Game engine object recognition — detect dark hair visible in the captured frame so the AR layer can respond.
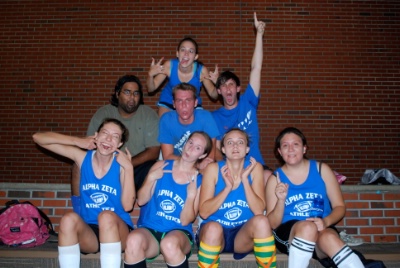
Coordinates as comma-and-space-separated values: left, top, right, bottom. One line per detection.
110, 75, 144, 107
274, 127, 308, 165
97, 118, 129, 145
216, 70, 241, 89
177, 37, 199, 54
221, 128, 250, 148
172, 82, 197, 100
187, 131, 212, 162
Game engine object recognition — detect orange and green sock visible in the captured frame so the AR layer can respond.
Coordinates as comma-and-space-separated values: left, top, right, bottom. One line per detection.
253, 236, 276, 268
197, 241, 221, 268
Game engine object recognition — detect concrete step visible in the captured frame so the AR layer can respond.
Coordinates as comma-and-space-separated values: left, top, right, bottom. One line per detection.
0, 241, 399, 268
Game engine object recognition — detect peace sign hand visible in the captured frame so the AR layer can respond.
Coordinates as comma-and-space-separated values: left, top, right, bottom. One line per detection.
115, 148, 133, 171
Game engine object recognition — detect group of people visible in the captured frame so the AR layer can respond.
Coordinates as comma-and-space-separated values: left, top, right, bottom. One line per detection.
33, 12, 364, 268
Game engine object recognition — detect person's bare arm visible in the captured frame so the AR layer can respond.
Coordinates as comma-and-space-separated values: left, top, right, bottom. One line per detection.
201, 64, 219, 100
249, 12, 265, 97
161, 143, 179, 160
147, 58, 170, 93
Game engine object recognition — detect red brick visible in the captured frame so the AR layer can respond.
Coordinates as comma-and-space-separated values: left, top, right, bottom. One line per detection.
32, 191, 56, 199
43, 199, 68, 207
0, 1, 399, 186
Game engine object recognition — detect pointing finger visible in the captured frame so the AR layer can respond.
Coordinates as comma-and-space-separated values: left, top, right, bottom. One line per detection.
276, 172, 281, 184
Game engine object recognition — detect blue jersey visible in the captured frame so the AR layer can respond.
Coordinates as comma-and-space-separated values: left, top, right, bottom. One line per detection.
80, 150, 133, 228
158, 109, 219, 156
212, 85, 264, 165
158, 58, 204, 107
201, 160, 254, 228
276, 160, 332, 223
137, 160, 202, 236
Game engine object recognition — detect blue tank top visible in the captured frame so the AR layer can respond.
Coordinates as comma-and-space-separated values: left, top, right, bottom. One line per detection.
201, 160, 254, 228
79, 150, 133, 228
158, 58, 204, 107
276, 160, 332, 223
137, 160, 202, 236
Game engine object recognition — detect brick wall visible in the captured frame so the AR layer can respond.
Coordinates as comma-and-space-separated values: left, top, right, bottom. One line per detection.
0, 1, 399, 185
0, 183, 398, 243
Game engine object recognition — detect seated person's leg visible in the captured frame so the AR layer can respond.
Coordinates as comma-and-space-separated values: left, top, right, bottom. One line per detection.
160, 230, 193, 268
71, 164, 81, 215
197, 222, 224, 267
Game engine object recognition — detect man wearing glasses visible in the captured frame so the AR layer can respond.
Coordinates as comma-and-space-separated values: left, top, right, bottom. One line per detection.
71, 75, 160, 214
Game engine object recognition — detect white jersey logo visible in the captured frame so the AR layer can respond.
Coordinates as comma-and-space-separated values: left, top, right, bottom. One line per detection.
224, 207, 242, 221
90, 192, 108, 206
160, 200, 176, 213
238, 110, 252, 130
294, 201, 313, 213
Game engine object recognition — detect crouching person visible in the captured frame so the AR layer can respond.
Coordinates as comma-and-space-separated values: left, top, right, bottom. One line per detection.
123, 131, 212, 268
33, 118, 135, 268
197, 129, 276, 268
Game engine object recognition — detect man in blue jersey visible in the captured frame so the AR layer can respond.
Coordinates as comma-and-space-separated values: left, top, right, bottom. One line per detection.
158, 82, 219, 171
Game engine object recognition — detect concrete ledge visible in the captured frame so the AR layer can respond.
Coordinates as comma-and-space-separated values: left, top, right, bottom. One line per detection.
2, 182, 399, 192
1, 243, 400, 268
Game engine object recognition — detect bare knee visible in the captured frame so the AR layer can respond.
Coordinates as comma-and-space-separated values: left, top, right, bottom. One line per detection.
59, 211, 81, 234
125, 231, 146, 253
292, 221, 318, 241
160, 235, 180, 258
200, 222, 223, 245
98, 210, 118, 229
251, 215, 272, 236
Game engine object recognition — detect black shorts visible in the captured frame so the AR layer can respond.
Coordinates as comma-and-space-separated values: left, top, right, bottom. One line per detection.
273, 219, 338, 259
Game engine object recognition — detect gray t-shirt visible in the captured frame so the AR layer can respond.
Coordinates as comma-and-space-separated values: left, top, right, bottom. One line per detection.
87, 104, 159, 156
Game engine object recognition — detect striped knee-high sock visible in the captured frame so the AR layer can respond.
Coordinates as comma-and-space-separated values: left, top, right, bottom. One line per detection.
197, 241, 221, 268
254, 236, 277, 268
332, 245, 364, 268
288, 237, 315, 268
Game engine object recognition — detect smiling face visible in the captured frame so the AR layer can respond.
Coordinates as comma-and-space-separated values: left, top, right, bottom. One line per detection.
95, 122, 124, 155
277, 132, 307, 165
221, 129, 250, 160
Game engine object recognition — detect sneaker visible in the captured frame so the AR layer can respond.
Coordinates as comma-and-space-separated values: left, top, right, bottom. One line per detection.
339, 230, 364, 246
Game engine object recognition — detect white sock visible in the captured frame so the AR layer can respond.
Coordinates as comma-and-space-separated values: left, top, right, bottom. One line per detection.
333, 245, 364, 268
288, 237, 315, 268
100, 242, 122, 268
58, 243, 80, 268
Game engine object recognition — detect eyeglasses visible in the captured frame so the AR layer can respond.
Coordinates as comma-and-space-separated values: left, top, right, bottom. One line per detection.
121, 89, 140, 97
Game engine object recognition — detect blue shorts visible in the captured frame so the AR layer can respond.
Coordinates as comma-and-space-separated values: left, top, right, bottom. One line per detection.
196, 224, 252, 260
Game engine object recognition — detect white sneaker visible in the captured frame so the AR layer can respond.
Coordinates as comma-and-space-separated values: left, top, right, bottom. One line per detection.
339, 230, 364, 246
